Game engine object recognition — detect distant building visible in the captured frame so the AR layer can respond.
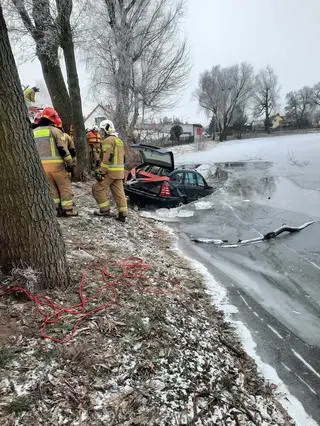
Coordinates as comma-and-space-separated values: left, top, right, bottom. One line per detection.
135, 122, 203, 143
84, 104, 112, 129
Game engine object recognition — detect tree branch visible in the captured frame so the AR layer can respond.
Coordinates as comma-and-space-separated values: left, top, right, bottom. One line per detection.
11, 0, 36, 38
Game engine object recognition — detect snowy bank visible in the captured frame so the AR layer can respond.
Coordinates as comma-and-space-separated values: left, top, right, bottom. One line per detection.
0, 182, 294, 425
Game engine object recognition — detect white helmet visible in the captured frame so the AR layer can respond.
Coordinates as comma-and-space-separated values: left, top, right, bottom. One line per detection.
99, 119, 116, 135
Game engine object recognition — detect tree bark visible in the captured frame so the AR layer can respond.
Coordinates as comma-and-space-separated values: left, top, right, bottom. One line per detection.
0, 7, 70, 290
37, 49, 73, 133
61, 37, 88, 178
57, 0, 89, 178
12, 0, 72, 132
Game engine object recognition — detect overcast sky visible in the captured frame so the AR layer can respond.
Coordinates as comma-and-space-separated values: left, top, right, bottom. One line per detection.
17, 0, 320, 124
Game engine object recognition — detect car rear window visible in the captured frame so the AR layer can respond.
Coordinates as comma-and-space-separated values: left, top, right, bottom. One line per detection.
196, 173, 206, 186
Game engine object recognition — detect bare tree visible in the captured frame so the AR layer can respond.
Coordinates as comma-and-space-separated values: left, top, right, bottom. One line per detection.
231, 106, 248, 139
11, 0, 72, 130
86, 0, 189, 140
196, 63, 254, 141
9, 0, 88, 177
253, 66, 280, 133
311, 82, 320, 107
0, 4, 70, 289
285, 87, 314, 129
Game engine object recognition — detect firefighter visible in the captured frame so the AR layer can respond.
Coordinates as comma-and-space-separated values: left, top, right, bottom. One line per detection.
56, 118, 77, 166
86, 127, 102, 170
24, 86, 39, 106
64, 132, 77, 164
33, 107, 78, 217
92, 119, 128, 222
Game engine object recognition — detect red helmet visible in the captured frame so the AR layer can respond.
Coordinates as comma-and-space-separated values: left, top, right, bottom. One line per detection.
41, 107, 61, 127
56, 117, 63, 128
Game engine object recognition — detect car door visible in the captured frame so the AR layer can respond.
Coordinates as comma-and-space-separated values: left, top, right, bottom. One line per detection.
183, 171, 202, 201
169, 171, 186, 197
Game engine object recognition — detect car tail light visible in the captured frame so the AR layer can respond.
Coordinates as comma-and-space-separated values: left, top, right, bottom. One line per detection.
159, 182, 171, 197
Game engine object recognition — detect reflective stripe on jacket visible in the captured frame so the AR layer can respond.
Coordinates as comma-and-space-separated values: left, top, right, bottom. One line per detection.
33, 127, 64, 164
33, 126, 72, 173
64, 133, 76, 160
100, 135, 125, 179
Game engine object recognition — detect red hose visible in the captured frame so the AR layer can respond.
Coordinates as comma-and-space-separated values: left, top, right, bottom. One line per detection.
0, 257, 170, 345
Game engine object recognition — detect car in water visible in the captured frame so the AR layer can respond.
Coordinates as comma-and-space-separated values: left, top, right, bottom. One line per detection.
124, 144, 214, 208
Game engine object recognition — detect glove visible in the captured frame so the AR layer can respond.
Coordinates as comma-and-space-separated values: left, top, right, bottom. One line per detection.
69, 148, 76, 159
95, 171, 104, 182
65, 164, 74, 174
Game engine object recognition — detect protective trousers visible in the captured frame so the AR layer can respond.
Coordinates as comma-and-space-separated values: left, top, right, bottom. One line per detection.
45, 168, 73, 211
92, 176, 128, 215
90, 143, 101, 170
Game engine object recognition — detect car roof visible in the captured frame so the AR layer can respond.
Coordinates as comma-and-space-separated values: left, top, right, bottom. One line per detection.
171, 168, 200, 173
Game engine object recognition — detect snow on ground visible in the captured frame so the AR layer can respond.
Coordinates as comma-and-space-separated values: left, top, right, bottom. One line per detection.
0, 182, 294, 425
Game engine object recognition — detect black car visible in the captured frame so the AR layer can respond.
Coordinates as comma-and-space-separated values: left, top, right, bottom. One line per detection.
125, 144, 214, 208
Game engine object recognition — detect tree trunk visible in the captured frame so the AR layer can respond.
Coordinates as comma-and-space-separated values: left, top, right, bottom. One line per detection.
265, 89, 270, 134
114, 78, 131, 140
0, 7, 70, 290
56, 0, 88, 179
61, 37, 89, 179
37, 49, 73, 133
127, 94, 139, 142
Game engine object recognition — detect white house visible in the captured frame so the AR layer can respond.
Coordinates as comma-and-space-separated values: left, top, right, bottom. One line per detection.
135, 122, 203, 143
84, 104, 112, 130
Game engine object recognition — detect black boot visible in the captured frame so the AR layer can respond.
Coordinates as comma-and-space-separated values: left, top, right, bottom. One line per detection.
116, 212, 127, 223
56, 207, 64, 217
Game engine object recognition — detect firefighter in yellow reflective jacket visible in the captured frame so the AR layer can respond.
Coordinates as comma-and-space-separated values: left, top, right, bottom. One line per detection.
92, 120, 128, 222
24, 86, 39, 106
56, 118, 77, 166
64, 132, 77, 163
33, 107, 78, 217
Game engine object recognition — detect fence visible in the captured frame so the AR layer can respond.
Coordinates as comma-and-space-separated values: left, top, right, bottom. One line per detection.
139, 135, 195, 148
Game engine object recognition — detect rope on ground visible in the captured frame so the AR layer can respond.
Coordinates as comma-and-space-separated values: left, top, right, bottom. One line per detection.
0, 257, 180, 345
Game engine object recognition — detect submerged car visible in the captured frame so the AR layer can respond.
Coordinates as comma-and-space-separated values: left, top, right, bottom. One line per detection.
125, 144, 214, 208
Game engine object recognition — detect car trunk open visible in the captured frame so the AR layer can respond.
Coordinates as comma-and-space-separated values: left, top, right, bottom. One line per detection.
130, 144, 174, 171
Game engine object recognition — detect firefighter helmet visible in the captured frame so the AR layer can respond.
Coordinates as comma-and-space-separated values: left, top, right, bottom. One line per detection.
41, 107, 61, 127
99, 119, 116, 135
